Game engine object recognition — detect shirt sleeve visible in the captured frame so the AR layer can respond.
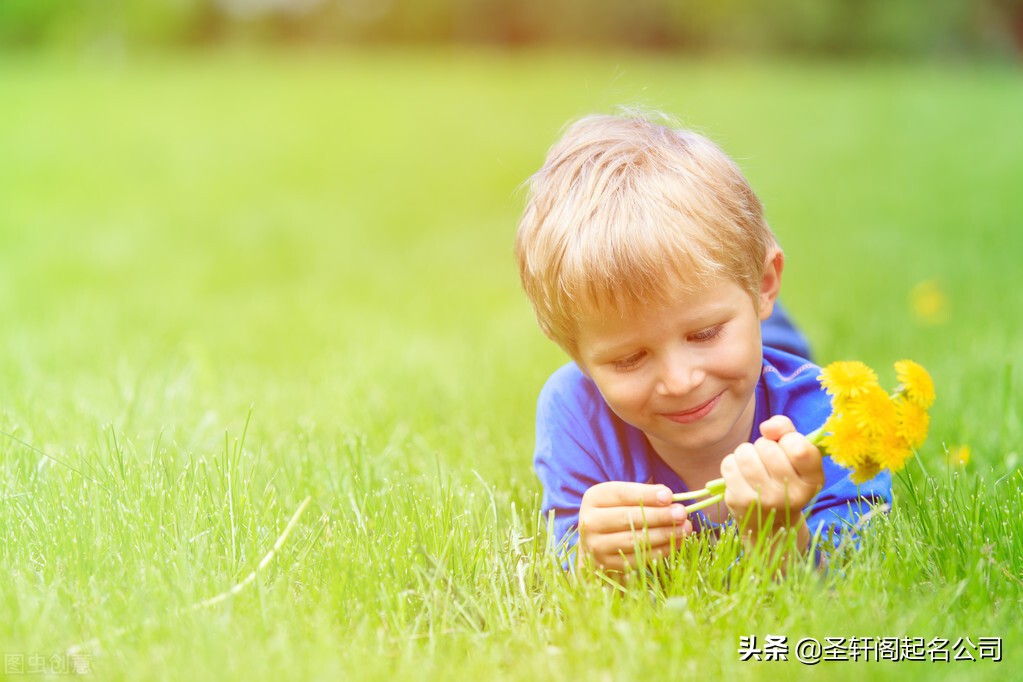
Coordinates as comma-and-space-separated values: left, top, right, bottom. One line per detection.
761, 302, 813, 360
761, 348, 894, 562
805, 457, 892, 563
533, 367, 606, 550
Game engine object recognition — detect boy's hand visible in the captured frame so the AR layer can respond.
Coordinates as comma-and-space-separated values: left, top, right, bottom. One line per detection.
720, 415, 824, 540
577, 482, 692, 572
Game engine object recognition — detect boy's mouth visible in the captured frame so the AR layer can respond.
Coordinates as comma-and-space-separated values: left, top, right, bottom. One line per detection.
659, 392, 723, 424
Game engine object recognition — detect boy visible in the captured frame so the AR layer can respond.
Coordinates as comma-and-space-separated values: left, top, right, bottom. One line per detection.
514, 112, 891, 571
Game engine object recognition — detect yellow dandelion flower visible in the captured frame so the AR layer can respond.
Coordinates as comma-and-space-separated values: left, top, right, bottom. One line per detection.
877, 425, 913, 473
847, 384, 898, 438
948, 444, 971, 467
909, 279, 949, 325
896, 398, 930, 450
818, 361, 879, 402
894, 359, 935, 409
850, 459, 882, 485
819, 413, 873, 471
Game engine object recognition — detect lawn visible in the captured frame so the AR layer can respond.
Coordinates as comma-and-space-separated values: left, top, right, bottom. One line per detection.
1, 48, 1021, 680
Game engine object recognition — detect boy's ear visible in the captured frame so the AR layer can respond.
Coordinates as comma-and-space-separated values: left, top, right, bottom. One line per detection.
758, 248, 784, 321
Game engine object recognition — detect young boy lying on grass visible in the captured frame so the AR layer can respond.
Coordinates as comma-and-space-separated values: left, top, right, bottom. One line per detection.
514, 111, 891, 572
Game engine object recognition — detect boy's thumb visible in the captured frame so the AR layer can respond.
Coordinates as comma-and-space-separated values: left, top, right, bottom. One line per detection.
759, 415, 796, 440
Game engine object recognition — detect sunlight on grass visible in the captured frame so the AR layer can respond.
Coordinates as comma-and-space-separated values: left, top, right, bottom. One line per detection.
1, 50, 1021, 680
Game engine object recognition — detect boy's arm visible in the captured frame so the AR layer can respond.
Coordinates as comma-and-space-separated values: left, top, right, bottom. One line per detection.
577, 482, 691, 572
720, 416, 824, 559
720, 415, 892, 565
533, 365, 692, 570
756, 349, 893, 563
803, 466, 892, 562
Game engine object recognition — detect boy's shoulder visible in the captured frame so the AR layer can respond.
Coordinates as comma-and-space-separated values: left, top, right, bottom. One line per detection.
759, 346, 829, 434
538, 361, 604, 419
761, 346, 821, 387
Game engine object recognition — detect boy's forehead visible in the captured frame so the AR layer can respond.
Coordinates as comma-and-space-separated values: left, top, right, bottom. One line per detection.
577, 272, 732, 318
574, 276, 747, 340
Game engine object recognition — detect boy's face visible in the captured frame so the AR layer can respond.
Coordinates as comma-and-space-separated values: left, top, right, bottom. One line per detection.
574, 275, 774, 468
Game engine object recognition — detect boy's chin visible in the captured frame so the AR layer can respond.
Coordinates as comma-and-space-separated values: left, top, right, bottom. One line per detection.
648, 425, 730, 458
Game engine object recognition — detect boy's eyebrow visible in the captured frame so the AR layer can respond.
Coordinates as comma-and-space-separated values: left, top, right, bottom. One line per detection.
586, 341, 639, 362
583, 302, 738, 362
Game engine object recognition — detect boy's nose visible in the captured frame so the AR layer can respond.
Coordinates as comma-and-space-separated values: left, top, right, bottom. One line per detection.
655, 355, 704, 396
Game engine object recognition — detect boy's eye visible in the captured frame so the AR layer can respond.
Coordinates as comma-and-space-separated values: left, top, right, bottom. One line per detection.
689, 325, 723, 342
613, 352, 645, 371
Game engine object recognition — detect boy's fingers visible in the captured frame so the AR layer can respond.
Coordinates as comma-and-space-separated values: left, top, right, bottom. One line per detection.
754, 436, 802, 487
752, 436, 822, 509
583, 503, 687, 533
720, 451, 744, 488
590, 541, 679, 572
734, 442, 795, 509
732, 442, 772, 490
779, 432, 824, 483
759, 415, 796, 441
589, 481, 673, 508
619, 524, 691, 549
721, 451, 758, 507
614, 539, 685, 565
588, 524, 691, 559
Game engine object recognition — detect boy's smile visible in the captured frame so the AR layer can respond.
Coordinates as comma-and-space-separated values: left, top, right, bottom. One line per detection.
659, 391, 724, 424
575, 273, 777, 475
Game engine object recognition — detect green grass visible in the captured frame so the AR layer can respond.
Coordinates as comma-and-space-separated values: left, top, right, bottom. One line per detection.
1, 48, 1021, 680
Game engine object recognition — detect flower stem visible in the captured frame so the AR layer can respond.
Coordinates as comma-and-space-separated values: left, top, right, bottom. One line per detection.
684, 493, 724, 514
672, 488, 709, 502
671, 477, 727, 502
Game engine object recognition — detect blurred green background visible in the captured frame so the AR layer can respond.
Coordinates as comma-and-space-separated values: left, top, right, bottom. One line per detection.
1, 0, 1022, 58
2, 0, 1021, 479
2, 4, 1023, 680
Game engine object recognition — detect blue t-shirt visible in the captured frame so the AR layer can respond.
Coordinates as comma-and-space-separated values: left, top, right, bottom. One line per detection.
533, 345, 892, 551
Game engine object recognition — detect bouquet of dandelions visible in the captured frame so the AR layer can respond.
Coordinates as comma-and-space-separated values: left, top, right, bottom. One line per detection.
674, 359, 935, 511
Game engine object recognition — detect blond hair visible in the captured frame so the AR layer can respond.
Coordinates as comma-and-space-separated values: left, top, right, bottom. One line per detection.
514, 111, 777, 359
